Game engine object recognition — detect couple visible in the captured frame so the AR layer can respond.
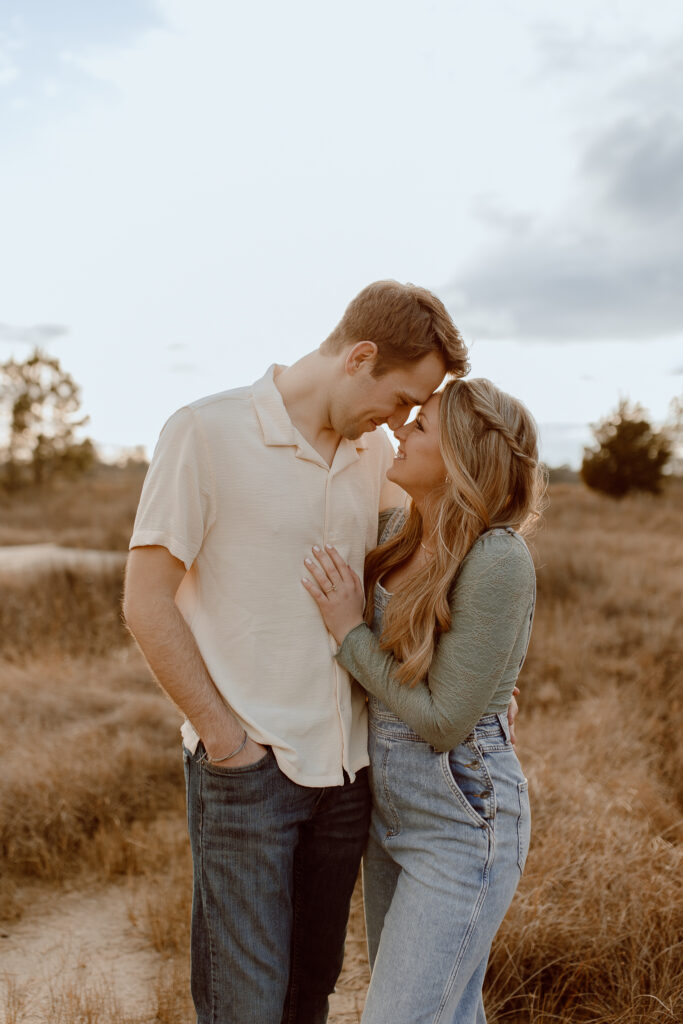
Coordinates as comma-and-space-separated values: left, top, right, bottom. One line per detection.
123, 280, 543, 1024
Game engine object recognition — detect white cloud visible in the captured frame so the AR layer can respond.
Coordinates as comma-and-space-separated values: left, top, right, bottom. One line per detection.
0, 66, 18, 86
0, 28, 20, 87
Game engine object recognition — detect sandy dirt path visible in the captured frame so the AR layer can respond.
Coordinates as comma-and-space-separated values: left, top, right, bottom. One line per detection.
0, 878, 370, 1023
0, 544, 126, 575
0, 881, 163, 1023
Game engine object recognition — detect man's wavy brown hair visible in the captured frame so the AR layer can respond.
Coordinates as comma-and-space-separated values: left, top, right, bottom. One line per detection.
321, 280, 469, 379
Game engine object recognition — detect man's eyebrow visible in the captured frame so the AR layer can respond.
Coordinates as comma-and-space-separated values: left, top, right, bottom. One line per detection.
398, 391, 423, 406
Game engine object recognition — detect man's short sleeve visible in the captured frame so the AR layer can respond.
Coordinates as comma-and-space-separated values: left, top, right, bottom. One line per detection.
129, 406, 216, 571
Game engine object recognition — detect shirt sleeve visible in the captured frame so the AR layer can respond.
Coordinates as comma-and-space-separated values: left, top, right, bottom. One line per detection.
376, 507, 403, 544
129, 406, 216, 571
335, 532, 536, 751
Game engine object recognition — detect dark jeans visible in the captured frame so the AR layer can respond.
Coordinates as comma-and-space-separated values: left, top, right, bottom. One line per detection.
183, 743, 371, 1024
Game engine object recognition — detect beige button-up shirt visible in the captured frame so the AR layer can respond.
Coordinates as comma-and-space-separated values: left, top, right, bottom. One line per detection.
130, 365, 394, 786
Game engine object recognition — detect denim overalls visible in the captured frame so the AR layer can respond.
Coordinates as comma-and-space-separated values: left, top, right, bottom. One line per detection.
361, 583, 531, 1024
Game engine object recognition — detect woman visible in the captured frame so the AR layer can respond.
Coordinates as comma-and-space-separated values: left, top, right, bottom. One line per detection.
301, 377, 544, 1024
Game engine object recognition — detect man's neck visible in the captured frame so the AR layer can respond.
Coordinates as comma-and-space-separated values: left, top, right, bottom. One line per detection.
274, 352, 342, 466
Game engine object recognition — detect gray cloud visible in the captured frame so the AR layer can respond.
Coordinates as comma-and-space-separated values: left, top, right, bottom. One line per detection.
584, 113, 683, 222
0, 322, 69, 344
445, 46, 683, 342
531, 21, 635, 78
469, 194, 535, 236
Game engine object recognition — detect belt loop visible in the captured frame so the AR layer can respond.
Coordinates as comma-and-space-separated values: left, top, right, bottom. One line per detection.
497, 711, 511, 742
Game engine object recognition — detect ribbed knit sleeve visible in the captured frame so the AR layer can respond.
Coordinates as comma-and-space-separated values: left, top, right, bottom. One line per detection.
376, 506, 404, 544
336, 530, 536, 751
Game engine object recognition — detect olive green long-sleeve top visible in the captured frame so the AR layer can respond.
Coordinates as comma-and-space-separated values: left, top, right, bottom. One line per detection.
335, 509, 536, 752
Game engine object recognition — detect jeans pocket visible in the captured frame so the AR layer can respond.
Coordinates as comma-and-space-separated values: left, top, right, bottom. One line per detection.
376, 740, 402, 838
199, 742, 272, 777
183, 742, 205, 765
517, 779, 531, 874
443, 747, 493, 829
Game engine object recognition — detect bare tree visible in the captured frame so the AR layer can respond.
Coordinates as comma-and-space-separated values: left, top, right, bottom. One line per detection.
0, 347, 95, 488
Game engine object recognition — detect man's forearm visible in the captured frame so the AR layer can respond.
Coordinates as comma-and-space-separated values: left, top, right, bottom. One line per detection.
125, 593, 242, 754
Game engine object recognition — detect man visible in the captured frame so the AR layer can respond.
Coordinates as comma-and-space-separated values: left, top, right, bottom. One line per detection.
123, 280, 468, 1023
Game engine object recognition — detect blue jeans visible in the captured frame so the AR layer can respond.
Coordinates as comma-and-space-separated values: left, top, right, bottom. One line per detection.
362, 699, 531, 1024
183, 742, 370, 1024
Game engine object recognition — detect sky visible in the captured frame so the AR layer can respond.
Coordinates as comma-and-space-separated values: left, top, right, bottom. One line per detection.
1, 0, 681, 467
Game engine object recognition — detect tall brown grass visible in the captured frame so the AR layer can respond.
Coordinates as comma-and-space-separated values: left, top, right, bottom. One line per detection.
0, 462, 147, 550
0, 651, 185, 921
0, 478, 681, 1023
483, 482, 683, 1023
0, 563, 129, 660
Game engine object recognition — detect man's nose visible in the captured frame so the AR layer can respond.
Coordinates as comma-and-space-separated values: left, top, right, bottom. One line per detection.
386, 409, 410, 432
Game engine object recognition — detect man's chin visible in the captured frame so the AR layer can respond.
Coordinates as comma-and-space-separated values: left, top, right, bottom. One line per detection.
341, 421, 369, 441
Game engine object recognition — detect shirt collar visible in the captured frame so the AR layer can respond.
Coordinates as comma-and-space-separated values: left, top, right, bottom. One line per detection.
252, 365, 297, 447
251, 365, 369, 453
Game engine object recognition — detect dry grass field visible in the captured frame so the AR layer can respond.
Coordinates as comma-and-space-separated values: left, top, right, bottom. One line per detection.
0, 473, 681, 1023
0, 464, 147, 551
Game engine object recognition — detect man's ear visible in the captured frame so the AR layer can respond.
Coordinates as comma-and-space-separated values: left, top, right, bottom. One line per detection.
344, 341, 378, 376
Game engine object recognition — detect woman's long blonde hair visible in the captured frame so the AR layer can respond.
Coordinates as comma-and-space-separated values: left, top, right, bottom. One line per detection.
364, 377, 546, 686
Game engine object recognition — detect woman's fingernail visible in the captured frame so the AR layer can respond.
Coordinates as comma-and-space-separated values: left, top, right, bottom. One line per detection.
313, 545, 320, 552
304, 558, 312, 565
326, 544, 334, 551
